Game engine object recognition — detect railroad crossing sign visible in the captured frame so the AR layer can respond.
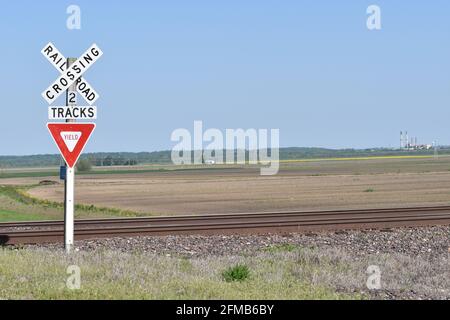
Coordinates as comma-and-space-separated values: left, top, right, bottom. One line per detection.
41, 43, 103, 105
47, 123, 96, 168
42, 42, 102, 253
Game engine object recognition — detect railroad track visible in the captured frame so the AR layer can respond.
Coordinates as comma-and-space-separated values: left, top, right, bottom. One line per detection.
1, 206, 450, 245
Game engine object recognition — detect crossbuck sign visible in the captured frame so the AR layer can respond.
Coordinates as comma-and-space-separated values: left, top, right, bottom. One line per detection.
41, 43, 103, 105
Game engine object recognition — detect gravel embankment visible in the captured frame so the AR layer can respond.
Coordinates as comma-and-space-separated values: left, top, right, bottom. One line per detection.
34, 225, 449, 258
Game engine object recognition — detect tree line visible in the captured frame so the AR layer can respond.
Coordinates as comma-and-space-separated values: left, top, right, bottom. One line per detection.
1, 147, 449, 168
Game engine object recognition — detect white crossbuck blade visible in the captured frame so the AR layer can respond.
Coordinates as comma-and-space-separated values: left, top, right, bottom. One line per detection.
41, 42, 100, 105
41, 43, 103, 105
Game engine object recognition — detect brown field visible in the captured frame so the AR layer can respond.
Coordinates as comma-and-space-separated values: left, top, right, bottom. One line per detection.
17, 156, 450, 216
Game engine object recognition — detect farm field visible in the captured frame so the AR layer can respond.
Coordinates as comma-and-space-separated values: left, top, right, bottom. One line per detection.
0, 156, 448, 219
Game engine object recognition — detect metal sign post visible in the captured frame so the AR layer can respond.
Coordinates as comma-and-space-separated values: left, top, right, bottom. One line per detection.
65, 58, 76, 252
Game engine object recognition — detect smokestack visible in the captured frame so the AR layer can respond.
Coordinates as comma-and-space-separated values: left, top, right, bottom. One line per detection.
400, 131, 403, 148
405, 131, 409, 148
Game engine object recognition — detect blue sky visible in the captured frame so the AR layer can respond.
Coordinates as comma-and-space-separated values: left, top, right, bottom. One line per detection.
0, 1, 449, 155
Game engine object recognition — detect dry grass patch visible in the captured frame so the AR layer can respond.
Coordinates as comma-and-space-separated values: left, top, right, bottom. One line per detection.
0, 248, 361, 300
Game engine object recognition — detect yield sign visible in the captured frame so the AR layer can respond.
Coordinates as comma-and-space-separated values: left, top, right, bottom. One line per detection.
47, 123, 96, 168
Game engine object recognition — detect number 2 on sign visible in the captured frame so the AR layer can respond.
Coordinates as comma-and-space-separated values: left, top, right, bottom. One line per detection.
67, 91, 77, 105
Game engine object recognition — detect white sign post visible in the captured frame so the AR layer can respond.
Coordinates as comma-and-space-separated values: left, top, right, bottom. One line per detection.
42, 43, 102, 253
65, 57, 76, 253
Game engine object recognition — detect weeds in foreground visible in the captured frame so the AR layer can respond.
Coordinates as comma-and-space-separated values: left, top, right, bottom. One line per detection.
0, 248, 363, 299
222, 264, 251, 282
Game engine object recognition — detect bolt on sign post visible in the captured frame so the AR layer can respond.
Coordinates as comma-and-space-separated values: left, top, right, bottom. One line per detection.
42, 43, 102, 252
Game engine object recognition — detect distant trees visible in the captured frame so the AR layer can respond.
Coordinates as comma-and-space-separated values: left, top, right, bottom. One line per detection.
2, 147, 450, 168
76, 159, 92, 172
92, 156, 138, 167
77, 157, 138, 170
101, 156, 113, 166
124, 159, 138, 166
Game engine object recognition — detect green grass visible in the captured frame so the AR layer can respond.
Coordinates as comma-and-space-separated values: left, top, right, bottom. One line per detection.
0, 248, 363, 300
0, 166, 244, 179
0, 184, 145, 222
0, 171, 60, 179
222, 264, 251, 282
363, 188, 375, 193
0, 210, 51, 222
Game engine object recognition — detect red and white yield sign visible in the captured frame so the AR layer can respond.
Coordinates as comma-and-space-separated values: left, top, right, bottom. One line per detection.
47, 123, 96, 168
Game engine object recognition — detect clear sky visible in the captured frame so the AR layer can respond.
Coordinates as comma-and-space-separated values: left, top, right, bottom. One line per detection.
0, 1, 449, 155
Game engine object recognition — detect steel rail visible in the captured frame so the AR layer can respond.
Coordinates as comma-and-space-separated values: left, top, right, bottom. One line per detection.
1, 205, 450, 229
1, 205, 450, 245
